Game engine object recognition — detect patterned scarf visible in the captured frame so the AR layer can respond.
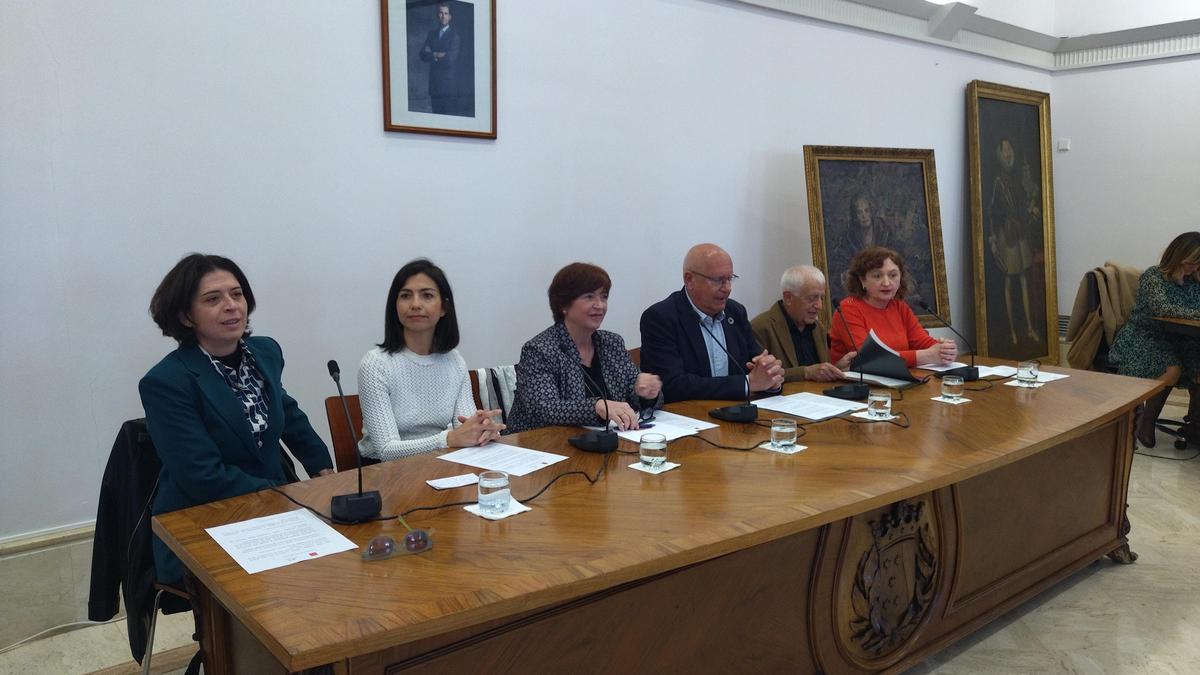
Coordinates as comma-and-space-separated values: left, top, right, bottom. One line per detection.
204, 341, 271, 449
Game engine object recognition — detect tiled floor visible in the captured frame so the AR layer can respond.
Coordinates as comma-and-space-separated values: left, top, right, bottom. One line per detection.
2, 398, 1197, 674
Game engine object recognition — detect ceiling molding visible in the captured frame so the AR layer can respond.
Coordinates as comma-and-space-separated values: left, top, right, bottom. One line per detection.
730, 0, 1200, 71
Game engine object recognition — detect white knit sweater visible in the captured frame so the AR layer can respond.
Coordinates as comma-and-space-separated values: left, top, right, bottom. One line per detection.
356, 347, 475, 461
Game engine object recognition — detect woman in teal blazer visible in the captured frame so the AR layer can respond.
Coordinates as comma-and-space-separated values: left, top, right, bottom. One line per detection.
140, 254, 332, 583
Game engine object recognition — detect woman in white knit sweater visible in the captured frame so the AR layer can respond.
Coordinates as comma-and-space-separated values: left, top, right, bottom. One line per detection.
357, 259, 503, 461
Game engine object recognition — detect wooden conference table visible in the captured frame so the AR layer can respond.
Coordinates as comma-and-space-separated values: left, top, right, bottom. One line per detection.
154, 361, 1158, 674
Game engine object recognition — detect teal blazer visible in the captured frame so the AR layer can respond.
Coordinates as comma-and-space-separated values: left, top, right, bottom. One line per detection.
139, 335, 332, 582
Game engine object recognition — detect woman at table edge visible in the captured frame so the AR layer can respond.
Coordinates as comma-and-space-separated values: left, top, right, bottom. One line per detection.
829, 246, 957, 368
1108, 231, 1200, 448
139, 253, 333, 584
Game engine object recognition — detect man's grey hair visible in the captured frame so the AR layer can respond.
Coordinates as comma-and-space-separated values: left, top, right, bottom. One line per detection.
780, 265, 825, 295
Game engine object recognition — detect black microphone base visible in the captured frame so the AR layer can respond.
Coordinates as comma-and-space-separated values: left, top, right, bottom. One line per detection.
823, 383, 870, 401
569, 431, 618, 453
330, 491, 382, 523
709, 404, 759, 423
937, 366, 979, 382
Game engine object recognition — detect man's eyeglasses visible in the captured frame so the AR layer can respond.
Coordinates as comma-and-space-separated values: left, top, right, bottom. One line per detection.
688, 270, 739, 287
638, 408, 657, 426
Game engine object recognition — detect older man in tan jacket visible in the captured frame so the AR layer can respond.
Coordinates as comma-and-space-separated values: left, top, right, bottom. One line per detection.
751, 265, 856, 382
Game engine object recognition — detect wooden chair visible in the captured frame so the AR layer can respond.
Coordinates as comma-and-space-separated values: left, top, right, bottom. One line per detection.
468, 370, 484, 409
324, 395, 364, 472
628, 347, 641, 368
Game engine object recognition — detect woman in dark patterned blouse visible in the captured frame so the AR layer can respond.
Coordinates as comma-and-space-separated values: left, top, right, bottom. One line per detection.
506, 263, 663, 434
1109, 232, 1200, 447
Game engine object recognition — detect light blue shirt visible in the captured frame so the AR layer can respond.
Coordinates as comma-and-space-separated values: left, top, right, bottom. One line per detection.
685, 291, 731, 377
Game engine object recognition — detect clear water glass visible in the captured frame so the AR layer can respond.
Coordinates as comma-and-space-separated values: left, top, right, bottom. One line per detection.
867, 391, 892, 419
941, 375, 964, 400
1017, 361, 1039, 386
639, 432, 668, 468
477, 471, 510, 515
770, 418, 797, 449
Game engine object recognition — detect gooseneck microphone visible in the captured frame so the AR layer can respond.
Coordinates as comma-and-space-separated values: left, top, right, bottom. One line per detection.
570, 367, 619, 453
823, 299, 870, 401
916, 300, 979, 381
326, 360, 382, 523
695, 315, 759, 423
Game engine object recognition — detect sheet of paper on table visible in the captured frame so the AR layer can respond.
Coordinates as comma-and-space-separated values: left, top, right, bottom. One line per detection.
756, 392, 868, 421
915, 361, 970, 372
438, 442, 568, 477
426, 473, 479, 490
615, 410, 718, 442
205, 509, 356, 575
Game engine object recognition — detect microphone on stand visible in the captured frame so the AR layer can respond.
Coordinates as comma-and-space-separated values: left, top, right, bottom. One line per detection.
326, 360, 382, 523
823, 299, 870, 401
916, 300, 979, 381
695, 315, 759, 423
570, 367, 619, 453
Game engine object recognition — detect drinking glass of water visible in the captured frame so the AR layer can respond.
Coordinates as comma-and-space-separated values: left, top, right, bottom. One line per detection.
867, 391, 892, 419
941, 375, 964, 401
639, 432, 668, 468
477, 471, 510, 515
1017, 361, 1040, 387
770, 418, 797, 449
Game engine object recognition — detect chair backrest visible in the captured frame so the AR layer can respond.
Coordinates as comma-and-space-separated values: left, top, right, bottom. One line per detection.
628, 347, 641, 368
468, 370, 484, 409
324, 395, 363, 472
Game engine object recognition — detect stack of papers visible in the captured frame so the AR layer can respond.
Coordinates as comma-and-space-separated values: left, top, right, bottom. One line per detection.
756, 392, 867, 421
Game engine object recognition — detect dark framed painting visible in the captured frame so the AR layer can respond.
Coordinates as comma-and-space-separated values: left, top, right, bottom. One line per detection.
381, 0, 496, 138
967, 81, 1057, 363
803, 145, 950, 329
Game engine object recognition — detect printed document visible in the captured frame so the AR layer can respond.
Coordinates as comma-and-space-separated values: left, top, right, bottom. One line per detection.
756, 392, 867, 420
438, 442, 568, 476
205, 509, 356, 575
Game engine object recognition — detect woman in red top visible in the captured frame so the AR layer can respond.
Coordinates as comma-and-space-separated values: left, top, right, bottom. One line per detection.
830, 247, 957, 367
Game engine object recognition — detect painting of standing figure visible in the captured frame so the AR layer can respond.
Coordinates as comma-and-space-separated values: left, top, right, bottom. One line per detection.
968, 81, 1058, 362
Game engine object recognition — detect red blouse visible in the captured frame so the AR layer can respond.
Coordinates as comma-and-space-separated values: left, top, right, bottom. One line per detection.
829, 296, 937, 367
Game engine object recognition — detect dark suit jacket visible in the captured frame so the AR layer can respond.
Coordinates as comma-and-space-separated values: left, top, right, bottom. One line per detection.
420, 25, 460, 98
138, 336, 331, 582
639, 288, 765, 403
750, 301, 831, 382
507, 323, 659, 434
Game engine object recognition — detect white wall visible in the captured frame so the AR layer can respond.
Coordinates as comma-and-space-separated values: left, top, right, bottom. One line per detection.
1055, 0, 1200, 36
1053, 54, 1200, 300
0, 0, 1054, 540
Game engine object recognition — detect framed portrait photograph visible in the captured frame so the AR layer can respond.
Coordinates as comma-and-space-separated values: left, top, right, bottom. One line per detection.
967, 81, 1057, 362
804, 145, 950, 329
381, 0, 496, 138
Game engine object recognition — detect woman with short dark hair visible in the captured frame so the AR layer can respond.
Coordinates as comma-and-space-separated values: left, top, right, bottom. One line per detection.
829, 246, 957, 367
1109, 232, 1200, 447
506, 262, 662, 434
357, 259, 502, 461
140, 253, 333, 583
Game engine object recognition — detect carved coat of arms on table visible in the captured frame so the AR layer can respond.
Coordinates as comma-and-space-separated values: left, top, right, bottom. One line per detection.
847, 500, 938, 657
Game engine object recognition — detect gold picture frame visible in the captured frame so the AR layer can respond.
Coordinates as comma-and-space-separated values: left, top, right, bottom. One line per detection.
381, 0, 497, 139
967, 81, 1057, 362
804, 145, 950, 329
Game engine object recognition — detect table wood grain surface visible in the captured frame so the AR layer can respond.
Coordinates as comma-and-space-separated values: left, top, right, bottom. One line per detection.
153, 361, 1158, 671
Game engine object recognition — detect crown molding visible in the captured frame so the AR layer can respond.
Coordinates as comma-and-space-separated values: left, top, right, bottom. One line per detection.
730, 0, 1200, 71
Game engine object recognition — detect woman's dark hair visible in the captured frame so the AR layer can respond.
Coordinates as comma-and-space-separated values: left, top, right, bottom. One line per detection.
844, 246, 911, 300
548, 262, 611, 323
149, 253, 255, 344
379, 259, 459, 354
1159, 232, 1200, 281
